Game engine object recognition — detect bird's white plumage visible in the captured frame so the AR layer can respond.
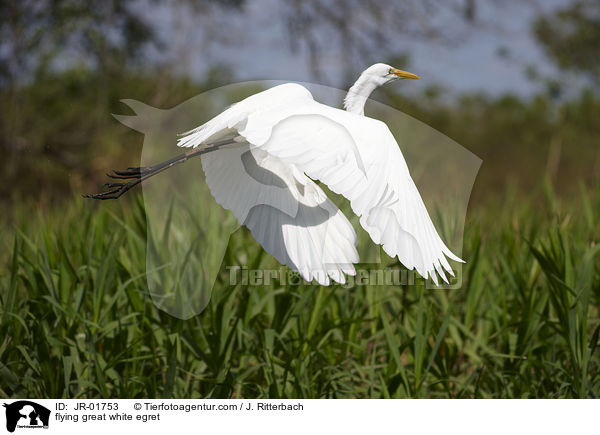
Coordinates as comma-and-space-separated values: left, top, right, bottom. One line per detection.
179, 81, 462, 284
200, 142, 358, 285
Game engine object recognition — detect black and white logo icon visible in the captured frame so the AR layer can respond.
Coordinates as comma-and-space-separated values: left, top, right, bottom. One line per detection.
3, 401, 50, 433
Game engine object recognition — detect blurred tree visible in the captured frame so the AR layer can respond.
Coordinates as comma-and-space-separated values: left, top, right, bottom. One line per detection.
0, 0, 161, 202
534, 0, 600, 87
0, 0, 245, 203
281, 0, 479, 82
0, 0, 246, 85
0, 0, 151, 86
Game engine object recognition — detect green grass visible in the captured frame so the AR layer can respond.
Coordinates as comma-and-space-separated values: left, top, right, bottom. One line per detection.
1, 181, 599, 398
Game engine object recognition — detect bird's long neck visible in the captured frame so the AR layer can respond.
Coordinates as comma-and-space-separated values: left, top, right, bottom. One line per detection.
343, 73, 379, 116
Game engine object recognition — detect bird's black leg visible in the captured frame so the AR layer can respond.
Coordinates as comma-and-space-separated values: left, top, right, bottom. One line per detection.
84, 138, 235, 200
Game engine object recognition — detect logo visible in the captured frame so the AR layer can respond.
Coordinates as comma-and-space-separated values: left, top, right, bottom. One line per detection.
3, 401, 50, 433
103, 82, 480, 319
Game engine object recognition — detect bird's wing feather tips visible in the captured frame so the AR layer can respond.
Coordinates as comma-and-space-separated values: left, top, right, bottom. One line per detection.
180, 83, 462, 284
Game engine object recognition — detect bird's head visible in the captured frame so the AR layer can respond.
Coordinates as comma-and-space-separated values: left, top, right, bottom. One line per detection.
345, 63, 420, 114
362, 63, 420, 86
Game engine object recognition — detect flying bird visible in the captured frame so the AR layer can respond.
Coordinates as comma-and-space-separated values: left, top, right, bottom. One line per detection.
87, 63, 463, 285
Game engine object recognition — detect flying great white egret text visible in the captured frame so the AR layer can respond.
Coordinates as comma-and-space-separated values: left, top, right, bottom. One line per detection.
87, 63, 463, 285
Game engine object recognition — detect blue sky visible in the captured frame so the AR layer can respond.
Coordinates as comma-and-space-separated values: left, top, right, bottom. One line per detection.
145, 0, 571, 97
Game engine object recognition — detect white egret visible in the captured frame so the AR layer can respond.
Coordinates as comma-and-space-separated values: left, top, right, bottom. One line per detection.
87, 63, 463, 285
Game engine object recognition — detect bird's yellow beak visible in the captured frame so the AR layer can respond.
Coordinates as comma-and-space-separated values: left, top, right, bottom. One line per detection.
390, 68, 420, 79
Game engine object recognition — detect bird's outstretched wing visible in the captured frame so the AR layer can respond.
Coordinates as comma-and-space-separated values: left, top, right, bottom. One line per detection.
179, 83, 462, 284
200, 142, 358, 285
